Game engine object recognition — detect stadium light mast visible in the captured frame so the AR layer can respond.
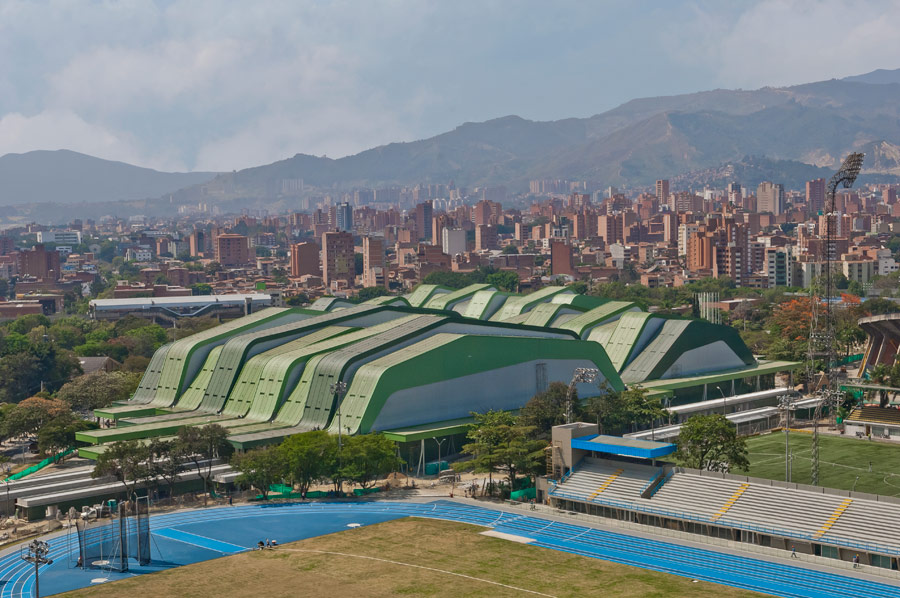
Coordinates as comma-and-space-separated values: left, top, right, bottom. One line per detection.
810, 152, 864, 487
330, 380, 348, 492
21, 539, 52, 598
566, 368, 599, 424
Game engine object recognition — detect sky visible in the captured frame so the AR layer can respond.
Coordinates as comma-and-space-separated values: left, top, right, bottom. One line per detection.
0, 0, 898, 173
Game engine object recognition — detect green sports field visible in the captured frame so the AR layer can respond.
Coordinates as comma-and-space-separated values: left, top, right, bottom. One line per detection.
737, 431, 900, 496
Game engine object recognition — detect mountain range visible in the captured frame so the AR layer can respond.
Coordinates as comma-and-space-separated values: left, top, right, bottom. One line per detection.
0, 150, 216, 207
2, 68, 900, 214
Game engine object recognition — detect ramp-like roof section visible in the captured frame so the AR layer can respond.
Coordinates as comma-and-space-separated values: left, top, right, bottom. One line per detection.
425, 284, 494, 311
146, 307, 294, 408
462, 290, 511, 320
621, 319, 755, 383
490, 286, 574, 322
406, 284, 452, 308
558, 301, 640, 338
277, 314, 447, 431
197, 306, 376, 413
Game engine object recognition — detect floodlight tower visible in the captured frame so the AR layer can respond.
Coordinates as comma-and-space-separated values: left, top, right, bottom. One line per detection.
21, 539, 52, 598
566, 367, 599, 424
810, 152, 865, 486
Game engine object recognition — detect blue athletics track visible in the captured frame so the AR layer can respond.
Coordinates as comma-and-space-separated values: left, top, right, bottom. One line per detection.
1, 500, 898, 598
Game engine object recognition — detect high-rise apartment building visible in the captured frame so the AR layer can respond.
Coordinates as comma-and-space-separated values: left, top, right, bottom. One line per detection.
475, 225, 498, 251
415, 201, 433, 241
727, 182, 742, 205
17, 244, 60, 280
214, 233, 250, 267
806, 178, 826, 214
757, 182, 785, 215
883, 186, 897, 205
473, 200, 493, 227
322, 231, 354, 289
336, 202, 353, 232
550, 241, 574, 276
290, 242, 320, 277
442, 227, 466, 257
361, 236, 385, 288
655, 180, 669, 206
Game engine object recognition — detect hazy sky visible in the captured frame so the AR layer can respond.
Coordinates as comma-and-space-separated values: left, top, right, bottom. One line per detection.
1, 0, 897, 172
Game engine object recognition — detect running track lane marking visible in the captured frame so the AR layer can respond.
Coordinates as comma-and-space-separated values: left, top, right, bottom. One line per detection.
153, 528, 248, 554
276, 548, 558, 597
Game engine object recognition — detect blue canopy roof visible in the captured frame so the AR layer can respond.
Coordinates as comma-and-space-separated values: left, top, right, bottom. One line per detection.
570, 434, 675, 459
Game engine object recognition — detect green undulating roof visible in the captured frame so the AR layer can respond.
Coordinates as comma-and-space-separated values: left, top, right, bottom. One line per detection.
149, 307, 295, 408
620, 319, 755, 384
168, 346, 224, 412
287, 314, 447, 431
363, 295, 410, 307
425, 284, 494, 310
522, 302, 581, 328
406, 284, 452, 308
128, 342, 172, 404
196, 307, 370, 414
490, 286, 574, 322
558, 301, 640, 338
333, 332, 623, 435
219, 326, 356, 420
550, 294, 610, 310
600, 312, 656, 372
462, 290, 511, 320
587, 321, 618, 347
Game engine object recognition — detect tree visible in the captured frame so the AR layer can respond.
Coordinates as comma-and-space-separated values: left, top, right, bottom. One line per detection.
37, 413, 96, 455
285, 293, 310, 307
191, 283, 213, 296
518, 382, 572, 438
2, 396, 72, 438
355, 286, 390, 302
149, 438, 188, 499
354, 253, 364, 275
501, 245, 519, 254
280, 430, 338, 497
422, 271, 471, 289
340, 434, 399, 489
177, 424, 234, 498
486, 270, 519, 292
204, 261, 222, 276
675, 414, 749, 472
56, 371, 141, 412
93, 440, 152, 497
583, 385, 664, 436
232, 446, 286, 499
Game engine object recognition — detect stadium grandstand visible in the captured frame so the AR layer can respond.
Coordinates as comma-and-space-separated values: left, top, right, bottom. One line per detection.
88, 293, 275, 322
540, 422, 900, 570
78, 286, 798, 454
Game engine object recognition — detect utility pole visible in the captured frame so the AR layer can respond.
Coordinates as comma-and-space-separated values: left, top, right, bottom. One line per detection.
810, 152, 865, 486
566, 368, 599, 424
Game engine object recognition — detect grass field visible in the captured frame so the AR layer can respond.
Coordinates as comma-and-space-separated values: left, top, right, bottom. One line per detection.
737, 431, 900, 496
58, 518, 761, 598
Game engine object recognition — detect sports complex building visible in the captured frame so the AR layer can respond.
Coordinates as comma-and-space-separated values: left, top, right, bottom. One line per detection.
77, 284, 799, 459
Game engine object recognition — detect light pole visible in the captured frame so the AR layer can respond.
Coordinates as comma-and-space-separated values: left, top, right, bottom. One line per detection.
566, 368, 599, 424
21, 539, 52, 598
330, 380, 348, 492
434, 437, 447, 478
778, 393, 795, 482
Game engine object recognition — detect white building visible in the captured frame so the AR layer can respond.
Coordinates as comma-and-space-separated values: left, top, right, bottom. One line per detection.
441, 227, 466, 258
36, 230, 82, 245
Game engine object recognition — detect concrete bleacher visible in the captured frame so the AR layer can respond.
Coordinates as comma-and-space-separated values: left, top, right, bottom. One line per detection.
716, 484, 850, 537
642, 473, 749, 519
551, 457, 659, 504
823, 499, 900, 553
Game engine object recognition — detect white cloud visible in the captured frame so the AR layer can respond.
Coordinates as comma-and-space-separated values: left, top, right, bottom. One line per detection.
0, 0, 897, 173
676, 0, 900, 89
